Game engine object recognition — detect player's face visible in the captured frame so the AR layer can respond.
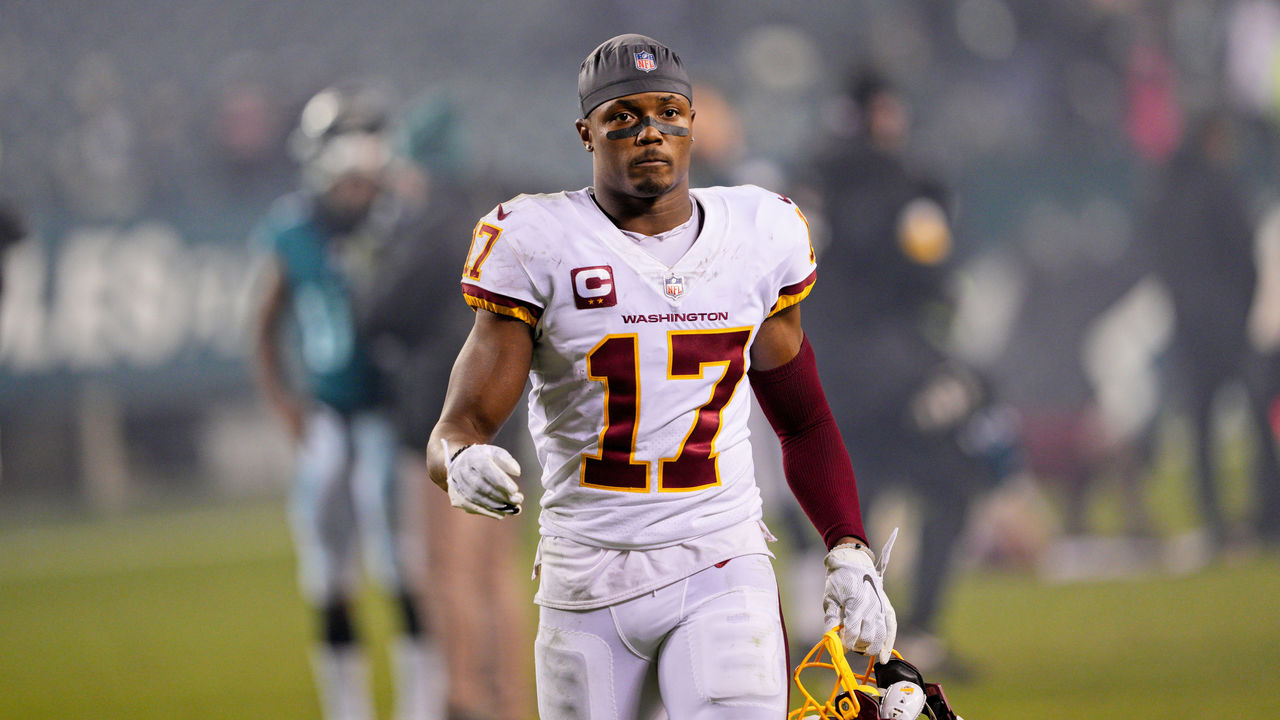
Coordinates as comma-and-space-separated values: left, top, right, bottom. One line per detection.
578, 92, 694, 199
324, 170, 383, 222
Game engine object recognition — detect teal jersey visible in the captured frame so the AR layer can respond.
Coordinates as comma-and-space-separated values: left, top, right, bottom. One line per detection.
254, 193, 383, 412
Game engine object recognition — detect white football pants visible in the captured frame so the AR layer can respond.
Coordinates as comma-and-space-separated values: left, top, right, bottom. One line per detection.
289, 406, 404, 604
535, 553, 788, 720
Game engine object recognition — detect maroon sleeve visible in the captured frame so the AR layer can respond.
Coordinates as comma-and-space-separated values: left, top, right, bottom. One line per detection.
749, 335, 866, 549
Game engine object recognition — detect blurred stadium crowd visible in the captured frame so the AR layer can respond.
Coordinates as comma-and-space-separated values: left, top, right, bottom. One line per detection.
3, 0, 1280, 683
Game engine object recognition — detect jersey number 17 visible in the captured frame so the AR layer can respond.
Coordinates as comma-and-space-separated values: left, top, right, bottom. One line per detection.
581, 327, 752, 493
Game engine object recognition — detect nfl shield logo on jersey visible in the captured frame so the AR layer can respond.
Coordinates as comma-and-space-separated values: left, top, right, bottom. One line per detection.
634, 51, 657, 72
664, 274, 684, 300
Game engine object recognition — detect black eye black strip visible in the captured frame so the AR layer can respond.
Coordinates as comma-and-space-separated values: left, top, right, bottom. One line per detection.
605, 115, 691, 140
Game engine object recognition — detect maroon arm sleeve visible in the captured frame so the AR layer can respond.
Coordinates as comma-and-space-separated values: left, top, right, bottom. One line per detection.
749, 335, 866, 549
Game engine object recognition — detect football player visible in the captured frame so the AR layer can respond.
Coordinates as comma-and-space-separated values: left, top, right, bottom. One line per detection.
252, 83, 441, 720
426, 35, 896, 718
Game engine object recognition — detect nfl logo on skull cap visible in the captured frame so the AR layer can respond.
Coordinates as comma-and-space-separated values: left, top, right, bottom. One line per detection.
634, 51, 657, 72
664, 274, 684, 300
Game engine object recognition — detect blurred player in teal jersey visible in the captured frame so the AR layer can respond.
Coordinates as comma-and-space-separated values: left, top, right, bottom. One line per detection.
251, 82, 442, 720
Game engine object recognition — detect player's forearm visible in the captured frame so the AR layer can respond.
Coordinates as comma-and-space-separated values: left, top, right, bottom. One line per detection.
251, 340, 308, 442
426, 311, 535, 491
251, 318, 302, 420
255, 363, 297, 417
425, 419, 498, 491
425, 368, 521, 489
251, 264, 300, 418
776, 414, 867, 548
749, 335, 867, 548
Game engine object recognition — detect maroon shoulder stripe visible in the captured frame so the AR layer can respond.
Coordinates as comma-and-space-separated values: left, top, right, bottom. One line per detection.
461, 282, 544, 321
779, 269, 817, 298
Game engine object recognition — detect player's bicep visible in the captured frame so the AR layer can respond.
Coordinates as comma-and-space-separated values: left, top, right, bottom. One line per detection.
750, 304, 805, 372
438, 308, 534, 439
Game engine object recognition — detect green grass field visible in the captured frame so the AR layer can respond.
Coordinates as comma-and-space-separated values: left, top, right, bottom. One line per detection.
1, 499, 1277, 719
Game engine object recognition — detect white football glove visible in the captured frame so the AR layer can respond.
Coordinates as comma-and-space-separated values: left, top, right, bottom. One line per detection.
444, 443, 524, 520
823, 527, 899, 663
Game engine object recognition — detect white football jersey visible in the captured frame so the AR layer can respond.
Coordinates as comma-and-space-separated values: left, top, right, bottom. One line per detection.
461, 185, 816, 550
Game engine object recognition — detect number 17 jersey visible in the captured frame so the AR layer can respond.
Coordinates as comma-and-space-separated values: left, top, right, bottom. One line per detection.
461, 185, 816, 551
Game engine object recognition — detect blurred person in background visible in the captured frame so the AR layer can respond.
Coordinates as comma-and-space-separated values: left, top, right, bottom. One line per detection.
52, 52, 147, 222
0, 196, 25, 302
998, 223, 1164, 545
426, 34, 896, 718
251, 82, 441, 720
800, 69, 1006, 676
1248, 201, 1280, 543
685, 83, 751, 189
1144, 112, 1280, 552
360, 90, 533, 720
0, 192, 26, 485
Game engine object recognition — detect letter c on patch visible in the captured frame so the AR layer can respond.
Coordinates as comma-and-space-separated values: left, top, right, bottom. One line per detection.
571, 265, 618, 309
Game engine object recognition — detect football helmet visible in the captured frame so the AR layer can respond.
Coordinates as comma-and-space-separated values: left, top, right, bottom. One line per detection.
790, 628, 963, 720
289, 81, 395, 192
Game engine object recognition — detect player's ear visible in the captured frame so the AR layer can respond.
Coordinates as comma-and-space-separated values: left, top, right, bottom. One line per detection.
575, 119, 593, 152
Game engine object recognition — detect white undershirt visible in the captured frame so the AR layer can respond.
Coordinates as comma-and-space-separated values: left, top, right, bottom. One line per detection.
617, 198, 702, 266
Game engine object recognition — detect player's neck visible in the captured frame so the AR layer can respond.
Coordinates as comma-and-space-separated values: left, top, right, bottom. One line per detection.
591, 184, 692, 236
